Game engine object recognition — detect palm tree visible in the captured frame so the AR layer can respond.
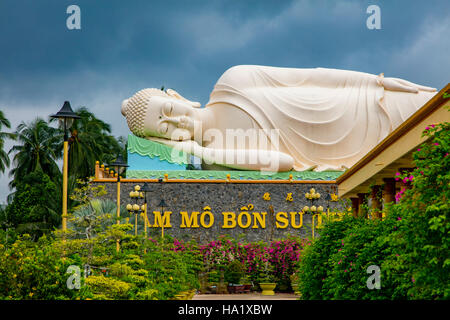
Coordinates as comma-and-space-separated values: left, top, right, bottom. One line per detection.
8, 118, 61, 188
117, 135, 128, 175
68, 198, 125, 239
53, 107, 121, 180
0, 110, 15, 174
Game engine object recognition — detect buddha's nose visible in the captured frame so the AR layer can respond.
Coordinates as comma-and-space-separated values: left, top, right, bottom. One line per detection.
166, 116, 183, 125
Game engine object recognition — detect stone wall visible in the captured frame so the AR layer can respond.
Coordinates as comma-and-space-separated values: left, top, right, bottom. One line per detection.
96, 181, 342, 243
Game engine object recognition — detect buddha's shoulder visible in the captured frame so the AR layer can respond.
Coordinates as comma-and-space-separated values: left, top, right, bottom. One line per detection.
221, 64, 292, 76
217, 65, 302, 87
220, 65, 260, 77
216, 65, 258, 87
218, 65, 322, 81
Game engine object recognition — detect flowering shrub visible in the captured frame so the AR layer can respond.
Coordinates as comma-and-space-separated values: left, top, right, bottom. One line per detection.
197, 235, 309, 287
387, 120, 449, 299
297, 118, 449, 300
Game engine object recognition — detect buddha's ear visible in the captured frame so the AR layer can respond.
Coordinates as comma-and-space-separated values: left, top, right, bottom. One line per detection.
166, 88, 201, 108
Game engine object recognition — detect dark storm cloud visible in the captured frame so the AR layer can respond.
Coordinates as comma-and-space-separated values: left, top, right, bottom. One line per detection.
0, 0, 449, 201
0, 0, 448, 106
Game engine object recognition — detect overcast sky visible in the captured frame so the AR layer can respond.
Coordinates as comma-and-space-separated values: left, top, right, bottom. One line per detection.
0, 0, 449, 203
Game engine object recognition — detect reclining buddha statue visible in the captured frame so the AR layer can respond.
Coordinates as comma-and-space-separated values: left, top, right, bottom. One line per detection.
121, 65, 436, 172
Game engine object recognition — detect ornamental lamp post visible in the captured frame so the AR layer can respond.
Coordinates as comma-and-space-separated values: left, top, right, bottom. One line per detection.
157, 198, 167, 238
50, 101, 80, 232
303, 188, 324, 239
126, 185, 144, 237
325, 193, 331, 208
325, 193, 332, 221
108, 154, 128, 252
141, 182, 152, 238
157, 177, 167, 238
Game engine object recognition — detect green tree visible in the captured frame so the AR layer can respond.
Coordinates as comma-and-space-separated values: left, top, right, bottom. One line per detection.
5, 171, 61, 239
117, 135, 128, 174
67, 179, 124, 240
0, 110, 15, 174
8, 118, 60, 189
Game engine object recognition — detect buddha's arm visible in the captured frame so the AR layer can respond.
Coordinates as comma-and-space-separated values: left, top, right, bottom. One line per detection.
377, 76, 436, 93
146, 137, 294, 172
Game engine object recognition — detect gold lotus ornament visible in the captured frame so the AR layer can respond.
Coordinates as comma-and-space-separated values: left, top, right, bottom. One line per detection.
263, 192, 271, 201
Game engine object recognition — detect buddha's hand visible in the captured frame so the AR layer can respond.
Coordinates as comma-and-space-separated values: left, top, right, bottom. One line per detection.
378, 74, 436, 93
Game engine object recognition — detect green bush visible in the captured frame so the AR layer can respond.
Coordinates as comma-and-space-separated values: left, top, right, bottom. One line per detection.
85, 276, 131, 299
297, 119, 449, 300
0, 235, 91, 300
388, 120, 449, 299
224, 260, 244, 284
296, 217, 356, 299
141, 237, 202, 299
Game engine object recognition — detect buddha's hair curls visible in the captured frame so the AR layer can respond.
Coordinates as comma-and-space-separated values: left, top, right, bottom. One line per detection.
121, 88, 168, 137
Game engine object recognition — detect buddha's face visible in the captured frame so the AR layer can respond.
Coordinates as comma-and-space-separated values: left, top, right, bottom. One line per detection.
142, 96, 196, 141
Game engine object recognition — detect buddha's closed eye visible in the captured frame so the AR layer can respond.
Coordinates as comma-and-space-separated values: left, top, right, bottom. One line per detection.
163, 102, 173, 116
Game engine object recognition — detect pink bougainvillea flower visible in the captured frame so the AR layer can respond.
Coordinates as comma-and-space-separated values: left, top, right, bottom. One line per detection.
397, 217, 402, 221
425, 126, 430, 130
431, 124, 435, 128
395, 172, 401, 176
417, 148, 421, 152
434, 143, 439, 146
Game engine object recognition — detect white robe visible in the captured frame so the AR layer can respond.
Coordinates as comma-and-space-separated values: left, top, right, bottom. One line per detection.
206, 65, 436, 171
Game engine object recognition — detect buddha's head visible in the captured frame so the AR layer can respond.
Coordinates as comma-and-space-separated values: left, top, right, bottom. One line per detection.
121, 88, 201, 141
